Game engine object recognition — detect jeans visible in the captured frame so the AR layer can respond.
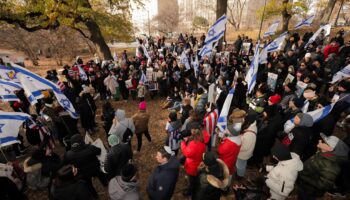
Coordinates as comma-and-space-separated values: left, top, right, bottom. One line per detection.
236, 158, 248, 177
136, 130, 152, 151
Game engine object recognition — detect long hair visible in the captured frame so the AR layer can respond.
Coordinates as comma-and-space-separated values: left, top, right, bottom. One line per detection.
189, 128, 204, 143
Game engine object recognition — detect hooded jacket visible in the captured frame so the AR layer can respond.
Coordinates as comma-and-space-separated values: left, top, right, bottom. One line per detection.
108, 176, 140, 200
181, 139, 207, 176
147, 157, 180, 200
266, 153, 303, 198
217, 136, 241, 174
298, 140, 349, 197
109, 110, 135, 143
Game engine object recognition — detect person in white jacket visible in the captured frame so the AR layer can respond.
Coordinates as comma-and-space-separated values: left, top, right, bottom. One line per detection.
266, 141, 303, 200
236, 114, 257, 178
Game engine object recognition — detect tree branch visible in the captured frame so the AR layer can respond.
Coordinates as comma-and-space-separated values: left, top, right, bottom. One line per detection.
72, 27, 90, 39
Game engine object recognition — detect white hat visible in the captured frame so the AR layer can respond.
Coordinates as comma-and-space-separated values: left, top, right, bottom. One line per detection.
320, 133, 339, 151
305, 53, 312, 58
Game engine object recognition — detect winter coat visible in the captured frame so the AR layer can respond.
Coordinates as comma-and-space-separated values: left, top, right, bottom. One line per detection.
238, 122, 257, 160
247, 94, 266, 114
104, 75, 119, 95
23, 158, 50, 190
266, 153, 303, 199
51, 180, 94, 200
64, 144, 101, 178
132, 111, 150, 134
217, 136, 241, 174
193, 159, 230, 200
181, 140, 206, 176
147, 157, 180, 200
104, 143, 132, 180
166, 120, 182, 151
196, 93, 208, 113
77, 93, 96, 130
108, 176, 140, 200
108, 110, 135, 143
298, 141, 349, 197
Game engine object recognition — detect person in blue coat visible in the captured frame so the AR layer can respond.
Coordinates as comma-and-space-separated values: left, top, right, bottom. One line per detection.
147, 146, 180, 200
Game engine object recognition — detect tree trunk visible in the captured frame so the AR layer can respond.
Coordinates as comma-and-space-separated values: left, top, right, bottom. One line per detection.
320, 0, 337, 24
335, 0, 344, 26
84, 20, 112, 60
216, 0, 228, 51
281, 0, 291, 32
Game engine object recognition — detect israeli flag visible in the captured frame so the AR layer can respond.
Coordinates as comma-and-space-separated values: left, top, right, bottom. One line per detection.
0, 111, 31, 147
180, 51, 191, 70
16, 73, 46, 105
0, 65, 20, 83
308, 103, 335, 123
203, 15, 227, 46
245, 42, 260, 94
263, 20, 280, 37
330, 64, 350, 84
294, 15, 315, 30
139, 72, 147, 84
11, 63, 78, 119
259, 47, 268, 64
142, 44, 150, 60
305, 24, 331, 48
0, 79, 22, 101
78, 65, 88, 81
192, 55, 199, 77
198, 43, 213, 57
266, 32, 288, 53
217, 88, 235, 132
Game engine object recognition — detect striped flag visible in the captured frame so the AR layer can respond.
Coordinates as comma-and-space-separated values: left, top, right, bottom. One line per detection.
217, 88, 235, 132
305, 24, 331, 48
26, 118, 55, 154
204, 109, 219, 146
245, 42, 260, 94
0, 65, 20, 83
180, 51, 190, 70
308, 103, 335, 123
78, 65, 88, 81
139, 72, 147, 84
0, 111, 31, 146
0, 79, 22, 101
294, 15, 315, 30
263, 20, 280, 37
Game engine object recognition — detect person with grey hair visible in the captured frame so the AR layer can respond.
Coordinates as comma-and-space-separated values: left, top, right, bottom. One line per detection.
108, 109, 135, 146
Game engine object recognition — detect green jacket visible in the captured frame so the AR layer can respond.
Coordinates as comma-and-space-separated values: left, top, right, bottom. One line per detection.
247, 94, 266, 113
298, 151, 348, 197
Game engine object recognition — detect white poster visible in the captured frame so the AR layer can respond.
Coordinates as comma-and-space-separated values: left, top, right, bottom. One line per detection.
208, 83, 216, 103
267, 72, 278, 92
284, 74, 295, 85
92, 138, 107, 173
146, 68, 154, 82
295, 81, 308, 97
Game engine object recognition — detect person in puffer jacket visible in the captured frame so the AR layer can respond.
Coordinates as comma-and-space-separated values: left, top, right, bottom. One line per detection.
108, 109, 135, 145
108, 164, 140, 200
266, 141, 303, 200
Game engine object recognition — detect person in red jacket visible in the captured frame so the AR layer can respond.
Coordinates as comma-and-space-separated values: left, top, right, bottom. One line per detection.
181, 128, 206, 197
217, 122, 243, 186
323, 41, 339, 60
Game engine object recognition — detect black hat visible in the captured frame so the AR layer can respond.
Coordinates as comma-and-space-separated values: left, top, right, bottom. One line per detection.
291, 98, 304, 108
168, 111, 177, 122
286, 82, 296, 91
70, 134, 84, 148
121, 164, 137, 182
317, 96, 330, 107
271, 141, 292, 161
203, 152, 223, 179
339, 80, 350, 92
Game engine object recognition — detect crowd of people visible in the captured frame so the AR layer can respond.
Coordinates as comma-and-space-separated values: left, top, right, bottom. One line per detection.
1, 28, 350, 200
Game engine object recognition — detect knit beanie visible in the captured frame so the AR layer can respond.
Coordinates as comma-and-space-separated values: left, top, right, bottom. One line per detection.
271, 141, 292, 161
139, 101, 147, 111
121, 164, 137, 182
268, 94, 282, 105
108, 134, 120, 146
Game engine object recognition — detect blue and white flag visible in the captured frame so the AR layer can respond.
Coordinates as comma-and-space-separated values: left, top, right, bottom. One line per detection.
245, 42, 260, 94
330, 64, 350, 83
0, 79, 22, 101
259, 47, 268, 64
180, 51, 191, 70
0, 111, 31, 146
139, 71, 147, 84
203, 15, 227, 46
11, 63, 78, 119
305, 24, 331, 48
263, 20, 280, 37
198, 43, 213, 57
308, 103, 335, 123
294, 15, 315, 30
77, 65, 88, 81
192, 55, 199, 77
266, 32, 288, 53
17, 73, 46, 105
217, 88, 235, 132
0, 65, 20, 83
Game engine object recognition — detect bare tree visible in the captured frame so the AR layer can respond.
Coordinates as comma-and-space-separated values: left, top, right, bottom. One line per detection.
227, 0, 247, 30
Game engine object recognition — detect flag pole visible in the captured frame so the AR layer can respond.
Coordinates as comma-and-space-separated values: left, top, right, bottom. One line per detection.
258, 0, 268, 40
0, 146, 9, 162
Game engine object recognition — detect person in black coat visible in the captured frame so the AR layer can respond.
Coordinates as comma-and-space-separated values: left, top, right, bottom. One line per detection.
0, 176, 27, 200
147, 146, 180, 200
77, 88, 96, 134
232, 77, 247, 109
104, 134, 133, 180
51, 165, 94, 200
63, 134, 106, 197
102, 101, 115, 135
